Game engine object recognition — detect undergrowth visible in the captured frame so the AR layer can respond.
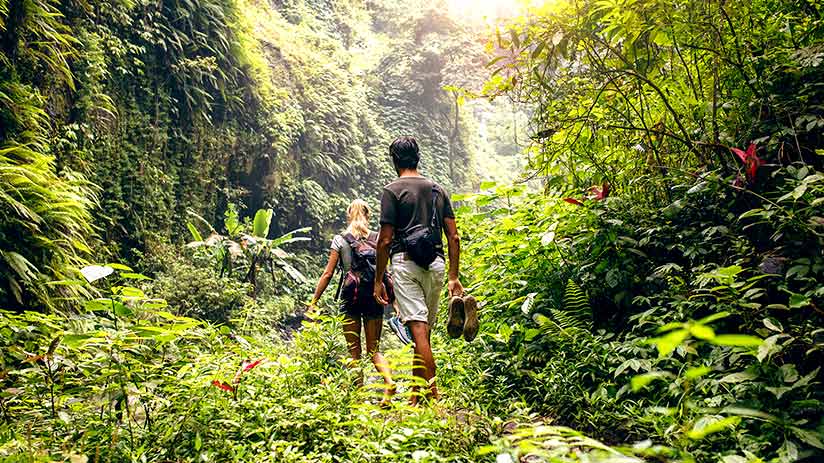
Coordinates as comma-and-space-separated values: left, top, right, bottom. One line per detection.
0, 272, 646, 462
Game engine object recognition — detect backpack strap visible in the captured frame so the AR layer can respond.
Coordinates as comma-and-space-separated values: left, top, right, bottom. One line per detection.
429, 184, 440, 232
345, 232, 364, 247
334, 234, 347, 300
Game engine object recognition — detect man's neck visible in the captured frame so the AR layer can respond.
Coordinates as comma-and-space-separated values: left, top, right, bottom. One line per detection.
398, 168, 422, 178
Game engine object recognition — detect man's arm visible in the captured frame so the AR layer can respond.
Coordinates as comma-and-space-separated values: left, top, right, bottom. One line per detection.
374, 223, 394, 305
443, 217, 463, 297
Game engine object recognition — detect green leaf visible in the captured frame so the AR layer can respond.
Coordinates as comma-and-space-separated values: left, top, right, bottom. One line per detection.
114, 304, 133, 317
253, 209, 273, 238
106, 263, 133, 271
711, 334, 762, 347
653, 328, 689, 357
688, 416, 740, 439
498, 324, 513, 342
719, 371, 757, 383
790, 427, 824, 450
85, 298, 117, 312
685, 366, 711, 379
187, 223, 203, 242
118, 286, 145, 299
510, 29, 520, 49
142, 299, 168, 309
689, 324, 715, 340
791, 184, 807, 200
757, 334, 782, 362
721, 456, 747, 463
721, 406, 779, 422
62, 333, 99, 348
763, 318, 783, 332
524, 328, 540, 341
486, 56, 506, 68
788, 293, 810, 309
531, 41, 545, 59
120, 272, 151, 281
695, 311, 730, 325
631, 371, 672, 391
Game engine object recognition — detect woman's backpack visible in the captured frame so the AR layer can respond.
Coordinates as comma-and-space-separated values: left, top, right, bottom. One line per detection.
339, 232, 394, 310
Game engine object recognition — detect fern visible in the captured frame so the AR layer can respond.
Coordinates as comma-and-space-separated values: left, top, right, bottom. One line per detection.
562, 279, 593, 330
532, 280, 593, 343
523, 339, 554, 365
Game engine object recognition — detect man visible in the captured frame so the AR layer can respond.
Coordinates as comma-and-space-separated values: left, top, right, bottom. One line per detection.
373, 136, 464, 404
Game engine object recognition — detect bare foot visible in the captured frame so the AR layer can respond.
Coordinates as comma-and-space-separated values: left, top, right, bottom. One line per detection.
380, 383, 396, 408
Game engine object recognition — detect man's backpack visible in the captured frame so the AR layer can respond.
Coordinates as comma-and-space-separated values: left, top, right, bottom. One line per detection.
402, 185, 441, 269
339, 232, 394, 310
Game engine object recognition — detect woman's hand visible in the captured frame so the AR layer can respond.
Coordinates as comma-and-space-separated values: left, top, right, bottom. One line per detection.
305, 298, 319, 320
374, 281, 389, 305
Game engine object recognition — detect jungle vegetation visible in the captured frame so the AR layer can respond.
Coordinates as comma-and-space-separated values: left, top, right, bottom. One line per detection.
1, 0, 823, 462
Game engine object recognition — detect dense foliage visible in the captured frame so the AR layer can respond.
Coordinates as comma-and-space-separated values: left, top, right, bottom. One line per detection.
1, 0, 823, 462
455, 0, 824, 460
0, 0, 507, 309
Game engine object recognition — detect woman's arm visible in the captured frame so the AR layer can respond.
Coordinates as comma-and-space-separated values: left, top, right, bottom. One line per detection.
310, 249, 340, 305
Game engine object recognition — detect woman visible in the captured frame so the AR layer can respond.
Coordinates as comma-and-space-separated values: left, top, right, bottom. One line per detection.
308, 199, 395, 402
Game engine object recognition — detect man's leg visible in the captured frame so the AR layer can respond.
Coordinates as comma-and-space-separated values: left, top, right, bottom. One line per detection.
419, 257, 445, 400
391, 254, 431, 404
407, 320, 438, 404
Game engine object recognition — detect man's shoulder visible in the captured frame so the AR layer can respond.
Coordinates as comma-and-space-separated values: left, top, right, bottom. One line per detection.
432, 181, 449, 194
384, 176, 433, 192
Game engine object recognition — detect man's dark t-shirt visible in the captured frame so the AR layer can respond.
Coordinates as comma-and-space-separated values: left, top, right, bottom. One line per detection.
379, 176, 455, 257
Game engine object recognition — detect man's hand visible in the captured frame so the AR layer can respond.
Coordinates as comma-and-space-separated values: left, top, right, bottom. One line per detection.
374, 281, 389, 305
447, 278, 464, 298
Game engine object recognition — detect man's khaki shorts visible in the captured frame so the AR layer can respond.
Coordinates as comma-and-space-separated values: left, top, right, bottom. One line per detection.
391, 253, 445, 326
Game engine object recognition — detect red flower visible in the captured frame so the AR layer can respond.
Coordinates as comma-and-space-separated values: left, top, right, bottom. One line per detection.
233, 358, 267, 384
563, 197, 584, 206
731, 143, 764, 182
211, 380, 234, 393
243, 358, 264, 372
589, 182, 610, 200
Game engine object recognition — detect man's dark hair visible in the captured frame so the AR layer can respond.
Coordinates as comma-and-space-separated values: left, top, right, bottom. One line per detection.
389, 136, 420, 170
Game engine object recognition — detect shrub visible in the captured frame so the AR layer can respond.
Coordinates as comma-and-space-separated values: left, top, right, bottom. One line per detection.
144, 259, 253, 324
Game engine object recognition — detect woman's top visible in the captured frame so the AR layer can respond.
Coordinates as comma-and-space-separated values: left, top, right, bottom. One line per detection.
330, 231, 377, 273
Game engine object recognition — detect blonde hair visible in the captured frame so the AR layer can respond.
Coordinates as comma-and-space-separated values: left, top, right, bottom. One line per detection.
345, 199, 370, 239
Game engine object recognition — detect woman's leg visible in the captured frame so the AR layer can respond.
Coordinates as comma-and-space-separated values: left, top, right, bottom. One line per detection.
342, 316, 363, 386
363, 317, 395, 398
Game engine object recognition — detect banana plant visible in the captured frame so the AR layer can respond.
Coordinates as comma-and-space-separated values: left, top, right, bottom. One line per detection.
186, 207, 310, 296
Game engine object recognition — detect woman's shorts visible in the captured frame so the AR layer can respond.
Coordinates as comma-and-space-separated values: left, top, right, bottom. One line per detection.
341, 302, 384, 322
